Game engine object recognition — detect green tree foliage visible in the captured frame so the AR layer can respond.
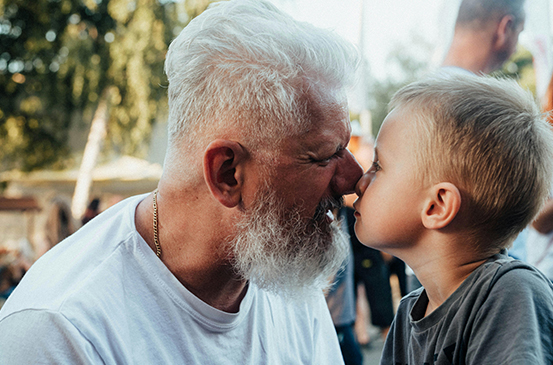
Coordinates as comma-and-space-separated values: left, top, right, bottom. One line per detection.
1, 0, 83, 171
492, 46, 536, 95
0, 0, 203, 172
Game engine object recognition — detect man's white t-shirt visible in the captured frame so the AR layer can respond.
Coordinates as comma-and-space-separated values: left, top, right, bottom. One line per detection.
0, 194, 343, 364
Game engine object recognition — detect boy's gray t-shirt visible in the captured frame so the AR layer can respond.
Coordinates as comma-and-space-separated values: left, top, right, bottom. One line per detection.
381, 251, 553, 365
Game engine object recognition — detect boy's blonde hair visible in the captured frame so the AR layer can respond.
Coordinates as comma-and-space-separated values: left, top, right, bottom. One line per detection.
390, 75, 553, 254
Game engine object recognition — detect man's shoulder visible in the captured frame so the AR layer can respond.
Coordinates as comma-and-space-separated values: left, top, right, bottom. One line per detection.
0, 194, 149, 318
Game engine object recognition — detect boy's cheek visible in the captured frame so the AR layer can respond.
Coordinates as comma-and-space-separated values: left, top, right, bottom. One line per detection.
353, 215, 370, 245
353, 220, 363, 242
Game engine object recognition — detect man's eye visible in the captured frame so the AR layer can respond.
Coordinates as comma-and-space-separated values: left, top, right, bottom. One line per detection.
311, 156, 332, 165
310, 149, 343, 165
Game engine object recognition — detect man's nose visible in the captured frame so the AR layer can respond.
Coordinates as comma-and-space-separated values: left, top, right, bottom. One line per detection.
331, 150, 364, 196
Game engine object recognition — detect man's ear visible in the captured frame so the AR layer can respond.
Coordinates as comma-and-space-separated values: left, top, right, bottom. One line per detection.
203, 139, 248, 208
421, 182, 461, 230
494, 14, 514, 49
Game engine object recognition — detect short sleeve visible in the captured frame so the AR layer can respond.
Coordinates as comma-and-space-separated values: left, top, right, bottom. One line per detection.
0, 310, 103, 364
466, 267, 553, 365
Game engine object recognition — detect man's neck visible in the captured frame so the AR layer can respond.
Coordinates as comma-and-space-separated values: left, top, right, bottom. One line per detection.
442, 31, 496, 75
135, 188, 248, 313
171, 263, 248, 313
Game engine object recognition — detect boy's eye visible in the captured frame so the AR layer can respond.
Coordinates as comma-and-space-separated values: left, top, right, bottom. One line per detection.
369, 161, 381, 173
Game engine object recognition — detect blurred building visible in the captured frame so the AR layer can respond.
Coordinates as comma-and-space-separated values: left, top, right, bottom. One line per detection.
0, 156, 162, 259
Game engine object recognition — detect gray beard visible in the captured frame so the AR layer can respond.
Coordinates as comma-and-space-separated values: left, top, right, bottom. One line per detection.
229, 187, 349, 299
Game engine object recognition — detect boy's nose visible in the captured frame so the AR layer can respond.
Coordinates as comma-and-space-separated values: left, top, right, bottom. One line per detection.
355, 171, 374, 197
331, 150, 364, 196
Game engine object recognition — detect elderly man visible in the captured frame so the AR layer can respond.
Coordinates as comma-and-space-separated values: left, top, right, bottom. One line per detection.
0, 0, 363, 363
442, 0, 525, 75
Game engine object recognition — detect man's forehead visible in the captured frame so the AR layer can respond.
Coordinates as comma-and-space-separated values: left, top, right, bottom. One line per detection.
303, 87, 347, 122
274, 115, 351, 163
302, 118, 351, 154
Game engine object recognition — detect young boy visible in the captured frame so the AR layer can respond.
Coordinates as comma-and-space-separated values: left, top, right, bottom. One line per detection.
353, 74, 553, 364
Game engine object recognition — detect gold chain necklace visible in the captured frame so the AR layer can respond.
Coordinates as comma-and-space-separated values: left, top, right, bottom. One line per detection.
152, 188, 162, 258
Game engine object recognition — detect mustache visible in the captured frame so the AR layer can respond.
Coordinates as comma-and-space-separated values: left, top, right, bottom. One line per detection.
313, 196, 344, 221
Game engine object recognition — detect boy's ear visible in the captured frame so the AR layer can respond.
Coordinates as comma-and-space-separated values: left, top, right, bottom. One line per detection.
421, 182, 461, 230
203, 139, 248, 208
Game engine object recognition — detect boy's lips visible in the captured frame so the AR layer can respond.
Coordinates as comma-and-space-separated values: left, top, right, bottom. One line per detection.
352, 200, 359, 215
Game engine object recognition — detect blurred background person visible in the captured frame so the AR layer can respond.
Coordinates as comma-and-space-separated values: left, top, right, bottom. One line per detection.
0, 244, 32, 308
81, 198, 101, 226
431, 0, 528, 289
442, 0, 525, 75
524, 72, 553, 283
544, 72, 553, 122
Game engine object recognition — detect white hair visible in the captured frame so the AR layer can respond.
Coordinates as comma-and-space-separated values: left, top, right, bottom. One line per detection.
229, 182, 349, 299
164, 0, 359, 173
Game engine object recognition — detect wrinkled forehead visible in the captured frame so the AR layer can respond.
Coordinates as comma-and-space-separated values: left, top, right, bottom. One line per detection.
252, 83, 351, 163
303, 87, 350, 141
300, 83, 349, 130
266, 92, 350, 161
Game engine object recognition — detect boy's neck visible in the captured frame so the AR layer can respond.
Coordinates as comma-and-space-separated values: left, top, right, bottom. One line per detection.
400, 236, 492, 317
420, 257, 487, 317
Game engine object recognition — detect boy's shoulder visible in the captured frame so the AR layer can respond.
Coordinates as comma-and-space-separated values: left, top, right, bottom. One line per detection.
476, 251, 553, 293
383, 252, 553, 364
446, 251, 553, 315
400, 251, 553, 317
462, 253, 553, 362
471, 252, 553, 313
